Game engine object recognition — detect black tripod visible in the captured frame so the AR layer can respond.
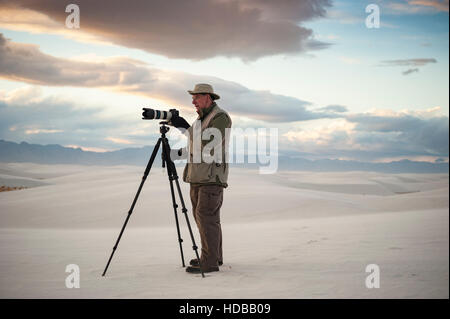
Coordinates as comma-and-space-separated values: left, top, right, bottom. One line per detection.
102, 122, 204, 278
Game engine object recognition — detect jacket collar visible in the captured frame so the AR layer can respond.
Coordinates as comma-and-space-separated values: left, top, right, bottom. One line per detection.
199, 101, 217, 119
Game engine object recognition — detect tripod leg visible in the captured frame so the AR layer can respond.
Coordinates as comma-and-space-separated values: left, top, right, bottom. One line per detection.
162, 139, 204, 278
102, 138, 162, 277
173, 177, 205, 278
161, 138, 186, 267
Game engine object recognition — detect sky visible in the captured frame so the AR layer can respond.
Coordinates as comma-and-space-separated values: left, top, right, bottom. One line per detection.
0, 0, 448, 163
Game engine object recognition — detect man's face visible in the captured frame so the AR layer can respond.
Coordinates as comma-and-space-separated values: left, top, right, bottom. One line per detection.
192, 94, 212, 114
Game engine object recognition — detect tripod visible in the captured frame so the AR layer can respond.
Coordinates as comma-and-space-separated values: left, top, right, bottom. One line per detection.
102, 122, 204, 278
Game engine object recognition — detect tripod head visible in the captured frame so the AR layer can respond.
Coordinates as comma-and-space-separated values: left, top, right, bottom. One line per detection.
159, 121, 170, 135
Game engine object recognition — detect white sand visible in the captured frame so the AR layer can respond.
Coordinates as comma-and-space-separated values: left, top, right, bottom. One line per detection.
0, 163, 448, 298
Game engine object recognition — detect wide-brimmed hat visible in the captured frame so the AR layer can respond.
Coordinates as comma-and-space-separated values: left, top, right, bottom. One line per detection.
188, 83, 220, 100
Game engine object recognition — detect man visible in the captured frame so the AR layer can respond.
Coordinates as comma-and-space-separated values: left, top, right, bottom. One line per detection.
169, 83, 232, 274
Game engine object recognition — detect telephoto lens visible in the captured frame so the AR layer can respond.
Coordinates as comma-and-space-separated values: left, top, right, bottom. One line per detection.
142, 108, 173, 121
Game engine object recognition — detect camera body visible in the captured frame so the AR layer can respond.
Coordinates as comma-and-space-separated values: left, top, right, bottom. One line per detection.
142, 108, 179, 121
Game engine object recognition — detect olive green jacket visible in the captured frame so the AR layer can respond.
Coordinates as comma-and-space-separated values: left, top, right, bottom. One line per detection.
182, 102, 232, 188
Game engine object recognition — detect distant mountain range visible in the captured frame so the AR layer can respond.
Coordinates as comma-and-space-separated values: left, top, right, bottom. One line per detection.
0, 139, 160, 166
0, 139, 448, 173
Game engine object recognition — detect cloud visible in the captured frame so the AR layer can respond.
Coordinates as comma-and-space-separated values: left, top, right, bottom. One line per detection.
379, 58, 437, 75
385, 0, 449, 14
25, 129, 63, 135
409, 0, 449, 12
280, 108, 449, 162
2, 85, 448, 163
0, 5, 107, 45
402, 68, 420, 75
345, 111, 449, 157
325, 9, 363, 24
282, 118, 356, 148
64, 145, 111, 153
339, 56, 361, 65
0, 86, 161, 150
0, 34, 337, 123
0, 0, 332, 61
379, 58, 437, 66
0, 34, 154, 87
316, 33, 340, 40
318, 105, 349, 113
105, 137, 134, 145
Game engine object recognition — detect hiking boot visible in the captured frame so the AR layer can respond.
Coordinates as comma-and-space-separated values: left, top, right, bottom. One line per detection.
189, 258, 223, 267
186, 265, 219, 274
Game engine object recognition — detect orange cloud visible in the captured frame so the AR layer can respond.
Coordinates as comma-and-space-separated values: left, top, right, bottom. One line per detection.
409, 0, 449, 12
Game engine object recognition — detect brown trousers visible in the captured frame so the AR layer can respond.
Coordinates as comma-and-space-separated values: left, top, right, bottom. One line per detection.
190, 184, 223, 267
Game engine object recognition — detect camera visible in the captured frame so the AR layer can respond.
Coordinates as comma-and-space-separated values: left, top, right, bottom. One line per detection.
142, 108, 179, 121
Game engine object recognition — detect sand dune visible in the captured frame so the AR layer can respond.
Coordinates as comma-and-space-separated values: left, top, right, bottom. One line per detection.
0, 163, 448, 298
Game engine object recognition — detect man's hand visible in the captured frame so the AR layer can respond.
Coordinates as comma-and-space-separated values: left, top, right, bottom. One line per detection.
168, 116, 190, 130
